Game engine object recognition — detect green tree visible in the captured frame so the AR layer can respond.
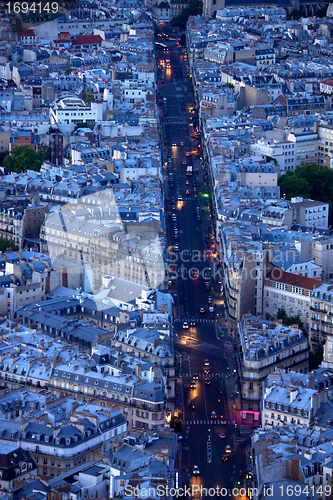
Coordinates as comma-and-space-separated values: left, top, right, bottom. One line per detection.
79, 93, 95, 104
276, 308, 304, 330
0, 150, 9, 165
73, 122, 90, 132
288, 9, 302, 20
278, 163, 333, 225
170, 416, 182, 434
0, 238, 18, 253
47, 126, 61, 134
38, 143, 51, 161
225, 82, 234, 89
310, 343, 324, 370
3, 146, 45, 173
278, 170, 311, 199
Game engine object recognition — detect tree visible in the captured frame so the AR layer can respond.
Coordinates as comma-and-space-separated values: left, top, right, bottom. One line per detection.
276, 308, 304, 330
278, 163, 333, 225
180, 33, 186, 45
79, 93, 95, 104
225, 82, 234, 89
48, 126, 60, 134
3, 146, 45, 173
73, 122, 90, 132
278, 171, 311, 199
38, 143, 51, 161
0, 238, 18, 253
170, 416, 182, 434
0, 151, 9, 165
310, 343, 324, 370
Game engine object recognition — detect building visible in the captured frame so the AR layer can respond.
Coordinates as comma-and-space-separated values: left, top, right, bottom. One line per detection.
263, 268, 323, 330
309, 283, 333, 349
262, 384, 327, 429
0, 444, 37, 490
290, 197, 329, 230
0, 197, 48, 250
238, 316, 309, 424
49, 131, 64, 166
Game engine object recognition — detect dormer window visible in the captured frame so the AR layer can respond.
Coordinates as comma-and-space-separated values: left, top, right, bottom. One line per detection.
66, 438, 71, 445
55, 438, 60, 444
45, 436, 49, 442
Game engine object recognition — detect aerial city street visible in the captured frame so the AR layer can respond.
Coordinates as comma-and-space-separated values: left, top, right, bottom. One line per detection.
1, 0, 333, 499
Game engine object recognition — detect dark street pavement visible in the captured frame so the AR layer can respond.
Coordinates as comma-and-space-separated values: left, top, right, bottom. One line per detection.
156, 39, 252, 499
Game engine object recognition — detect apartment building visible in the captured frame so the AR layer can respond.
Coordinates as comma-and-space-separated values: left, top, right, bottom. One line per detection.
0, 398, 126, 479
290, 197, 329, 230
311, 236, 333, 281
0, 197, 48, 250
263, 268, 322, 330
262, 384, 327, 429
239, 316, 309, 424
309, 283, 333, 349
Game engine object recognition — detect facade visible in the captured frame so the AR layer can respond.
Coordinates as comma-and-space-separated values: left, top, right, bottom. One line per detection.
0, 199, 48, 250
0, 444, 37, 490
239, 316, 309, 423
290, 197, 329, 230
263, 268, 322, 331
309, 283, 333, 349
262, 384, 327, 429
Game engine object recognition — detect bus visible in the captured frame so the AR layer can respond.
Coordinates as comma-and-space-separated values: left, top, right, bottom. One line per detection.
155, 42, 167, 50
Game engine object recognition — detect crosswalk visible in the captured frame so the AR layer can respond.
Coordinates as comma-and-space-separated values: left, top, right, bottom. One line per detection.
182, 372, 224, 378
184, 419, 229, 426
175, 318, 217, 323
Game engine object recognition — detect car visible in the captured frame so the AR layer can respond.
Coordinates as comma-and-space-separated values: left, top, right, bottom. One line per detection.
205, 282, 210, 290
178, 195, 182, 201
193, 465, 200, 475
211, 411, 217, 419
218, 398, 221, 403
203, 359, 210, 366
185, 180, 189, 185
204, 368, 210, 375
190, 318, 196, 326
186, 152, 190, 157
225, 445, 231, 453
174, 243, 179, 251
180, 142, 184, 146
172, 143, 177, 146
172, 215, 177, 220
222, 455, 229, 462
171, 204, 175, 210
192, 270, 199, 278
207, 296, 212, 304
219, 433, 226, 439
197, 216, 202, 223
169, 183, 174, 189
185, 190, 190, 195
192, 373, 199, 380
183, 321, 189, 329
204, 379, 211, 385
174, 233, 178, 240
194, 193, 198, 199
182, 161, 187, 165
190, 380, 196, 389
210, 311, 214, 319
174, 229, 179, 235
200, 307, 205, 314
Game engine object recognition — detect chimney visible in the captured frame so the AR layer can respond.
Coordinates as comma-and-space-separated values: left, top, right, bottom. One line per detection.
290, 388, 298, 403
135, 363, 142, 378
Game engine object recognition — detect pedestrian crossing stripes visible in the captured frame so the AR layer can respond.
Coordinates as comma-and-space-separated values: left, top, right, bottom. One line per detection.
184, 419, 229, 426
175, 318, 217, 323
182, 372, 224, 378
